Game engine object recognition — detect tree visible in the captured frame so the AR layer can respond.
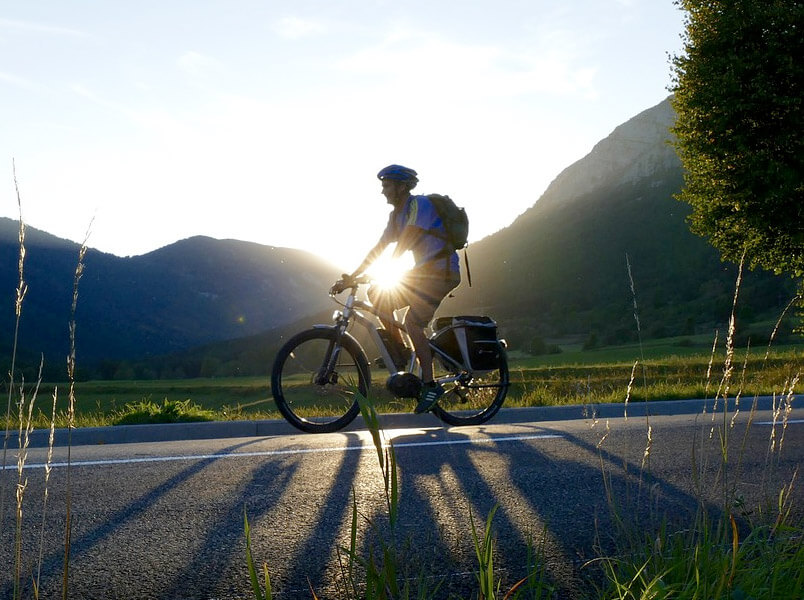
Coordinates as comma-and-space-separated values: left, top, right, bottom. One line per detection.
670, 1, 804, 286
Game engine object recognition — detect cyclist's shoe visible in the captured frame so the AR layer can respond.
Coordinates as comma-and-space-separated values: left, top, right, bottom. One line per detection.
414, 382, 445, 414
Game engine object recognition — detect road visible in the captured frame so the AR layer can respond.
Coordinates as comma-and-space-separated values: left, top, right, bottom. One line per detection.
2, 400, 802, 599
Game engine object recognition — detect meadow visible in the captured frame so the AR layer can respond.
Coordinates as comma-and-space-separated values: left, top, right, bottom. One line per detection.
7, 339, 801, 430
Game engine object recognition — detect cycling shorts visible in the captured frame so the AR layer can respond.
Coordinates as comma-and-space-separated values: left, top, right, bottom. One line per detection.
368, 269, 460, 328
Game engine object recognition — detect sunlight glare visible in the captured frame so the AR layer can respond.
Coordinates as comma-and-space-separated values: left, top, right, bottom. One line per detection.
368, 245, 414, 289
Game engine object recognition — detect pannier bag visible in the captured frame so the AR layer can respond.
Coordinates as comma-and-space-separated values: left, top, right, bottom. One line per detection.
430, 316, 500, 371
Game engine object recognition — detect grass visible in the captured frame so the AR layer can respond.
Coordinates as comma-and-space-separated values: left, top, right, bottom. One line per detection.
0, 378, 278, 429
2, 343, 800, 429
507, 346, 803, 407
113, 398, 218, 424
594, 515, 804, 599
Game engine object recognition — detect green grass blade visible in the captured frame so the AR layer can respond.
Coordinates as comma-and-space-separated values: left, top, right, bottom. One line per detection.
244, 509, 265, 600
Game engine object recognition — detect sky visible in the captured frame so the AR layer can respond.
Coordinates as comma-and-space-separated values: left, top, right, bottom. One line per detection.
1, 1, 686, 270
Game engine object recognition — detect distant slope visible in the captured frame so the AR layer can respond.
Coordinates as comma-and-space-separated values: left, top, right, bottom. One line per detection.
444, 98, 796, 346
0, 223, 339, 376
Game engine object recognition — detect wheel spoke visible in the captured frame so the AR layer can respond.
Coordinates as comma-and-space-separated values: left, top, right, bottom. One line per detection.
272, 329, 368, 433
432, 347, 509, 426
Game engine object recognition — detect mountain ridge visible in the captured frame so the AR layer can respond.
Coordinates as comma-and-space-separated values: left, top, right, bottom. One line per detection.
0, 224, 340, 378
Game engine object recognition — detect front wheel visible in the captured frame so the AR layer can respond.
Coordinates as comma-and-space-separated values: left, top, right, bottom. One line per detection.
431, 346, 509, 426
271, 328, 370, 433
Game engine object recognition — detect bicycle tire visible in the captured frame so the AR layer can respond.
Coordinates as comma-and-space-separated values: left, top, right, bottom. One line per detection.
271, 327, 370, 433
431, 346, 509, 426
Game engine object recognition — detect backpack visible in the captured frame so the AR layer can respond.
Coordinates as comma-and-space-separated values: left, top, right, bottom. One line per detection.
427, 194, 469, 251
427, 194, 472, 286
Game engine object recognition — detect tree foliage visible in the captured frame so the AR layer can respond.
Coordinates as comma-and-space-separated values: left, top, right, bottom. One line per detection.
670, 0, 804, 280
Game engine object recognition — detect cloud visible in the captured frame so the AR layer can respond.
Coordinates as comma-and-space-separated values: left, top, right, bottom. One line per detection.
336, 29, 598, 100
0, 18, 85, 37
273, 16, 326, 39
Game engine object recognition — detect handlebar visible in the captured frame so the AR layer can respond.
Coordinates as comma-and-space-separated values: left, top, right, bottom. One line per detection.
329, 273, 372, 295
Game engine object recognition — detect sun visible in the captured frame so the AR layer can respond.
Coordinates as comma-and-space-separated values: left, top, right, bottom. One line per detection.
369, 245, 414, 289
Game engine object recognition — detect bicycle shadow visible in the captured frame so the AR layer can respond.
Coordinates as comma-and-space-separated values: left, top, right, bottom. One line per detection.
350, 416, 715, 598
5, 413, 739, 599
156, 433, 370, 598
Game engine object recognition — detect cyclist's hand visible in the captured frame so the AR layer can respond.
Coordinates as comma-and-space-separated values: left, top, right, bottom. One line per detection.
330, 273, 353, 295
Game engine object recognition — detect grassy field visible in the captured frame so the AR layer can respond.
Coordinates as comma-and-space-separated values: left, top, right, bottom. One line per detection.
8, 340, 801, 430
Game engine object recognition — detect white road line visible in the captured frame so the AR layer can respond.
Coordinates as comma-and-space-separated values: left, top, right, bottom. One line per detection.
756, 419, 804, 426
8, 433, 563, 471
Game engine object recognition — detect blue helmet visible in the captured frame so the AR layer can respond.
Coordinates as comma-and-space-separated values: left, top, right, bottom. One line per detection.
377, 164, 418, 184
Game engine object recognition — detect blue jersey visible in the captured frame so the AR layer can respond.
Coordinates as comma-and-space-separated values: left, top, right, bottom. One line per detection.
380, 195, 460, 275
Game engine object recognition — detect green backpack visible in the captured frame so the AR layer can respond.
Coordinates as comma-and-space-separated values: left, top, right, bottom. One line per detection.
427, 194, 469, 251
427, 194, 472, 285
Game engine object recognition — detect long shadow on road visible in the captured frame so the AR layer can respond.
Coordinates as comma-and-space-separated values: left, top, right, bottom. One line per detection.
1, 438, 264, 599
361, 418, 713, 599
4, 411, 778, 600
159, 432, 369, 598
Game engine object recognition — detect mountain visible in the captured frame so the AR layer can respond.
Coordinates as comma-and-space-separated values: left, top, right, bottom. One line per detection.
0, 223, 340, 378
2, 97, 797, 381
443, 97, 797, 348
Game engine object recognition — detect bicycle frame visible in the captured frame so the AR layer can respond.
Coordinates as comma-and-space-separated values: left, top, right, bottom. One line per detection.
325, 281, 467, 384
271, 275, 510, 433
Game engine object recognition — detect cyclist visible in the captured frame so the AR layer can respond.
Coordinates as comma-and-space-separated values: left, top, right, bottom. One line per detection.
340, 164, 461, 414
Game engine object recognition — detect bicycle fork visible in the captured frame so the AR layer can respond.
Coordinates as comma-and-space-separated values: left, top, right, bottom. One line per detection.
314, 321, 350, 385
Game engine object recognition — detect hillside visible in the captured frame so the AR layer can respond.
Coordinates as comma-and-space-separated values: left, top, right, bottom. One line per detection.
0, 225, 340, 378
443, 97, 797, 348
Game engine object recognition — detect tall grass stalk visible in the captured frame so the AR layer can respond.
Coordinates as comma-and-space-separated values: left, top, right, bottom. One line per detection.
35, 388, 59, 596
762, 293, 802, 365
244, 509, 273, 600
3, 170, 83, 599
1, 164, 28, 533
715, 254, 743, 511
626, 254, 652, 477
470, 505, 500, 600
13, 363, 43, 600
623, 360, 638, 421
62, 226, 90, 599
358, 395, 399, 527
334, 394, 410, 599
704, 329, 719, 399
595, 253, 803, 599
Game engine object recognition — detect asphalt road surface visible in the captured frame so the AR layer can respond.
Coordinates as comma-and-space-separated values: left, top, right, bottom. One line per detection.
2, 400, 802, 599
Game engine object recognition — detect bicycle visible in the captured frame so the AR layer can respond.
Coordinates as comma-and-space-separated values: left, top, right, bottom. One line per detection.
270, 274, 509, 433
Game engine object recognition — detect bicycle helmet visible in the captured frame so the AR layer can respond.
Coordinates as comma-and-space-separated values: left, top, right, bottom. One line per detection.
377, 164, 418, 184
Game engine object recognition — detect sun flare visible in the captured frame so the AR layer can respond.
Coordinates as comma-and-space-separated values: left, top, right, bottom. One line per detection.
369, 246, 414, 289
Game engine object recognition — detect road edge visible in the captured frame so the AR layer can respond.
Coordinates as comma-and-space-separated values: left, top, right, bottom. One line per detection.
22, 395, 798, 448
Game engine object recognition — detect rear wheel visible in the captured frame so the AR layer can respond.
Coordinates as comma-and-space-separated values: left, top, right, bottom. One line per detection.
271, 328, 370, 433
431, 346, 509, 426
